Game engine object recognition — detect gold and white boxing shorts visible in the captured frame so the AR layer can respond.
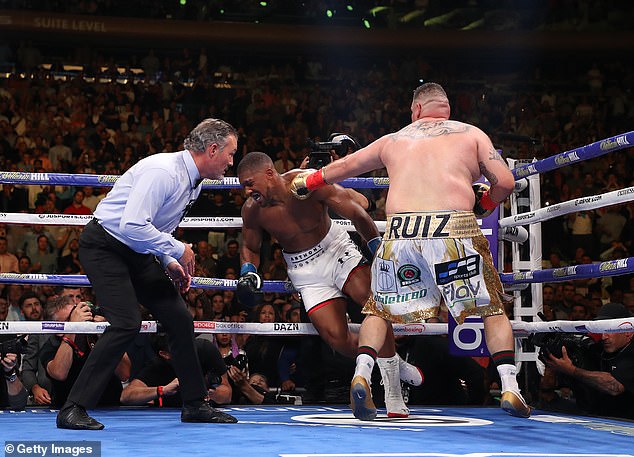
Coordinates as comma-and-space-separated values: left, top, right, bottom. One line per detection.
364, 211, 505, 324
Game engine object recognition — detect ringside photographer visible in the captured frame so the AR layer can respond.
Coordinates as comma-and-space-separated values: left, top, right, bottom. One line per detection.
540, 302, 634, 419
0, 334, 28, 409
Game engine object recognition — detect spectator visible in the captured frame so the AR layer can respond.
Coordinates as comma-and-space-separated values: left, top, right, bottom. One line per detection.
217, 239, 240, 277
48, 134, 72, 171
81, 187, 102, 213
4, 284, 24, 321
57, 238, 83, 274
0, 297, 7, 321
21, 224, 57, 260
0, 236, 18, 273
29, 234, 57, 274
194, 240, 217, 278
18, 255, 34, 274
18, 291, 43, 321
63, 190, 92, 215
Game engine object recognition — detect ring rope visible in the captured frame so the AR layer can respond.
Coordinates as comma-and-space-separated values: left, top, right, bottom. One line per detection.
0, 132, 630, 190
2, 255, 630, 292
511, 131, 633, 180
500, 256, 634, 285
499, 186, 634, 228
1, 319, 632, 336
0, 272, 291, 292
0, 213, 494, 237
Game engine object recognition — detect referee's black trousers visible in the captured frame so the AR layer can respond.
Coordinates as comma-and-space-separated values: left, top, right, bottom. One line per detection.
66, 219, 207, 409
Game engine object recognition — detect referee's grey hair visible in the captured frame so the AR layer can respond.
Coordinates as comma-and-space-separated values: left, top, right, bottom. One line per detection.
184, 118, 238, 154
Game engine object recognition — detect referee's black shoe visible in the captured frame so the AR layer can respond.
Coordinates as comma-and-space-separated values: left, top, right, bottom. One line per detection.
57, 404, 105, 430
181, 402, 238, 423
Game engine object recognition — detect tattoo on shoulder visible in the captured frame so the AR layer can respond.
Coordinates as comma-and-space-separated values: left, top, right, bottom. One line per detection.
488, 147, 506, 164
391, 121, 468, 141
478, 161, 499, 186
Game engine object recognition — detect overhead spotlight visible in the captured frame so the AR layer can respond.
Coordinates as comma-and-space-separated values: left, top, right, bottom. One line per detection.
362, 18, 371, 28
260, 1, 267, 6
326, 9, 333, 18
179, 0, 186, 5
369, 6, 389, 15
346, 5, 353, 11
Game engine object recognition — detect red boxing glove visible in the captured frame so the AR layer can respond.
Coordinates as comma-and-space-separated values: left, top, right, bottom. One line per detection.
473, 183, 498, 218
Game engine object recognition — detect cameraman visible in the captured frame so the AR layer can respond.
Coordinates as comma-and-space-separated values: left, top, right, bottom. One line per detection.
0, 336, 28, 410
40, 296, 131, 408
120, 335, 233, 409
543, 302, 634, 419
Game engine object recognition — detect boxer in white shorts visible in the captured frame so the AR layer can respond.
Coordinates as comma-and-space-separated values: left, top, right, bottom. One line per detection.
283, 222, 366, 315
236, 152, 424, 418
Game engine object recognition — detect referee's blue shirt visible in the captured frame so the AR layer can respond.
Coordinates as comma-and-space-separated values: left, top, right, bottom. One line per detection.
94, 150, 201, 267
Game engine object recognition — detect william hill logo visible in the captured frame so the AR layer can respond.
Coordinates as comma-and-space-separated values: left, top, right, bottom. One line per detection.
600, 135, 630, 151
599, 259, 628, 272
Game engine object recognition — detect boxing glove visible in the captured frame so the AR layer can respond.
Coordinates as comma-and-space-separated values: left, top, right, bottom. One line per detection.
289, 169, 329, 200
472, 183, 498, 218
236, 263, 263, 308
289, 171, 313, 200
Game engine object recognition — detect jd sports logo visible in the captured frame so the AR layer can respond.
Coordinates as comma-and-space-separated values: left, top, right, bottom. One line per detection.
435, 254, 480, 285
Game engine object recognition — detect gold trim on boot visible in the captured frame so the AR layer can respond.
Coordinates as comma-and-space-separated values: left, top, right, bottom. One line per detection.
350, 375, 377, 421
500, 391, 531, 418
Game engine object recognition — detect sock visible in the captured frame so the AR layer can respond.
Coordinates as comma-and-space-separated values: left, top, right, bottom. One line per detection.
492, 350, 519, 393
396, 354, 424, 386
354, 346, 377, 382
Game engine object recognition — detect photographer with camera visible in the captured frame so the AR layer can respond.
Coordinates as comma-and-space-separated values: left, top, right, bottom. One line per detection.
0, 335, 28, 409
40, 295, 131, 409
121, 335, 234, 413
541, 302, 634, 419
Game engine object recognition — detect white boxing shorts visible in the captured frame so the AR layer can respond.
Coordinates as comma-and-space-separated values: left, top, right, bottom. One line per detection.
364, 211, 505, 325
283, 222, 366, 315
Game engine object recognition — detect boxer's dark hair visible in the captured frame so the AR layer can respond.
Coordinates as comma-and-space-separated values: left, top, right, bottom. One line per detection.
237, 151, 273, 176
413, 82, 447, 100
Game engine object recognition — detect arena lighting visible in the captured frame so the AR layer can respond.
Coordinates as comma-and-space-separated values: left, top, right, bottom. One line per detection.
260, 1, 267, 6
326, 9, 333, 18
401, 10, 425, 23
346, 5, 353, 11
179, 0, 186, 5
369, 6, 389, 15
363, 18, 371, 28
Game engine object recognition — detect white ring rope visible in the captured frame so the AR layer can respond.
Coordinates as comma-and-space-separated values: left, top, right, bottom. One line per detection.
499, 186, 634, 228
0, 213, 494, 237
1, 319, 632, 336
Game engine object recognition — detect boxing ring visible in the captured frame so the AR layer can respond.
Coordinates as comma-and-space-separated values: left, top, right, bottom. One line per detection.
1, 132, 633, 456
1, 406, 633, 456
